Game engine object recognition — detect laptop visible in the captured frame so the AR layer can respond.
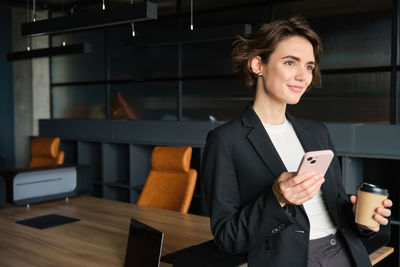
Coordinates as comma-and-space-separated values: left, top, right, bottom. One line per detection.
124, 218, 164, 267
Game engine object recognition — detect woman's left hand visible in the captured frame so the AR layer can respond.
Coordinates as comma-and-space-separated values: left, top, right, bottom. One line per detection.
350, 195, 392, 232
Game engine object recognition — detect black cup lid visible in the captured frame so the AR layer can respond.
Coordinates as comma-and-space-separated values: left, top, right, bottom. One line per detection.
358, 183, 388, 195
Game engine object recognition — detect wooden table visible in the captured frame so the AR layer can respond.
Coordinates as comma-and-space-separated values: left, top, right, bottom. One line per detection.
0, 196, 212, 267
0, 196, 392, 266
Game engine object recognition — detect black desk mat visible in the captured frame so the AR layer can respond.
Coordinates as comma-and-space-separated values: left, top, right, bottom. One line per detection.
161, 240, 247, 267
15, 214, 80, 229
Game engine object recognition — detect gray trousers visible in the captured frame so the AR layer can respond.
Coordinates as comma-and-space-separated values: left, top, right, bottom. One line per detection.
308, 233, 354, 267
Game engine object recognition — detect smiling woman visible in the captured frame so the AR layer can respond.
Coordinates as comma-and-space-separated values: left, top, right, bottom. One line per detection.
201, 16, 392, 267
251, 36, 315, 109
232, 17, 322, 92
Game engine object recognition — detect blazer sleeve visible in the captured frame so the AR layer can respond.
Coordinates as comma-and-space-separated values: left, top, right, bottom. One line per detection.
201, 129, 294, 254
323, 124, 391, 247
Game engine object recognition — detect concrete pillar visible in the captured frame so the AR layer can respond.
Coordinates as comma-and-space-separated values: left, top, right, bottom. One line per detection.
32, 13, 50, 136
12, 8, 49, 168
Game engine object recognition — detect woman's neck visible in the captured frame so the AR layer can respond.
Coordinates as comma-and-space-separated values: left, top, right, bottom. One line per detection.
252, 87, 287, 125
253, 101, 286, 125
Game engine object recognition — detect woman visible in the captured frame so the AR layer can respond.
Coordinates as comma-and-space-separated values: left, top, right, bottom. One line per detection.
201, 16, 392, 267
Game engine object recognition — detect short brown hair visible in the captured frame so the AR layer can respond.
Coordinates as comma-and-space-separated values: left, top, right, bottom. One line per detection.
232, 16, 322, 90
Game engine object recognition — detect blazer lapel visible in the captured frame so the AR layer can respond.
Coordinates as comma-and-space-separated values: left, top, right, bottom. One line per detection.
286, 113, 320, 153
287, 113, 339, 223
242, 105, 287, 179
241, 106, 339, 223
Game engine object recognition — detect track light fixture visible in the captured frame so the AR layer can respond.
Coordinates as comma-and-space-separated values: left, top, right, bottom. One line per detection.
190, 0, 193, 30
125, 24, 251, 47
7, 43, 92, 61
21, 1, 157, 37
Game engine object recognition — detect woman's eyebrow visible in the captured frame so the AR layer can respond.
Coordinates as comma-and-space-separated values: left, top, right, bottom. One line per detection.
281, 55, 315, 65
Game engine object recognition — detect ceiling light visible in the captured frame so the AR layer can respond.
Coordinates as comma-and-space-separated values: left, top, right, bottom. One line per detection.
125, 24, 251, 47
21, 1, 157, 37
7, 43, 91, 61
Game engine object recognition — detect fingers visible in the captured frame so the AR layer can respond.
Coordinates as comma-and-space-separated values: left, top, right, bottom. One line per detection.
383, 199, 393, 208
350, 195, 357, 215
292, 178, 323, 205
278, 172, 324, 205
350, 195, 357, 204
375, 199, 393, 225
376, 207, 391, 218
286, 171, 317, 187
276, 172, 297, 182
280, 172, 323, 194
374, 213, 389, 226
292, 174, 324, 195
357, 198, 392, 230
272, 180, 287, 207
358, 206, 390, 232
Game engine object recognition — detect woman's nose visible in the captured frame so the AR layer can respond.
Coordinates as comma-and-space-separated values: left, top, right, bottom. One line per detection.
295, 70, 305, 81
295, 66, 309, 81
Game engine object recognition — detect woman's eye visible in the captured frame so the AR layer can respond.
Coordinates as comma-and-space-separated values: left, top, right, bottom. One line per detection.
284, 61, 294, 66
306, 65, 314, 71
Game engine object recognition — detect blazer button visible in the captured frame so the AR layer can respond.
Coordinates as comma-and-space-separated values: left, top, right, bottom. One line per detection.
278, 224, 285, 229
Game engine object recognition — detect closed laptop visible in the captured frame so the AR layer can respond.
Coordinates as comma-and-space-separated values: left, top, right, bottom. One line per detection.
124, 218, 164, 267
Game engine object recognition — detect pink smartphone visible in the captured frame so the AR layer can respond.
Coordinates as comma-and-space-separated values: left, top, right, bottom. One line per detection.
297, 150, 334, 176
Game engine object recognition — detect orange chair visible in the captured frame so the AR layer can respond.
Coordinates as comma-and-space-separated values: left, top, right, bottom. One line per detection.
29, 137, 65, 168
137, 146, 197, 213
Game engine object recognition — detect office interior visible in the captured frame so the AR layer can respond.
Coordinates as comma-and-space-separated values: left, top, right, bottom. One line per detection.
0, 0, 399, 266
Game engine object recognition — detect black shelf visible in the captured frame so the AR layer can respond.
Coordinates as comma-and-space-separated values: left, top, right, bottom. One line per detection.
106, 181, 130, 189
50, 65, 400, 88
132, 185, 144, 191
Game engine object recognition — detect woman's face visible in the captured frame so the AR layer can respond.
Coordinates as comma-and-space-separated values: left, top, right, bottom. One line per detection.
259, 35, 315, 105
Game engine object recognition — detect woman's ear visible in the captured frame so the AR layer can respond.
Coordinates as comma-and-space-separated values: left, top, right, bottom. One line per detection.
250, 56, 263, 76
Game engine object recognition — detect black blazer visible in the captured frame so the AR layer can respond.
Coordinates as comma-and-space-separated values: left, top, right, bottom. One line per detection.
201, 105, 389, 267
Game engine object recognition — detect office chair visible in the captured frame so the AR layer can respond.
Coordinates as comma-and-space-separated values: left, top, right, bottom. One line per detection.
137, 146, 197, 213
29, 137, 65, 167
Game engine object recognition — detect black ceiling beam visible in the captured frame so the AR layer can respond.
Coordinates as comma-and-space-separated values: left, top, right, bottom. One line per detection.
125, 24, 252, 47
159, 0, 294, 19
21, 1, 157, 37
0, 0, 47, 10
50, 74, 237, 87
50, 0, 100, 11
321, 66, 392, 75
0, 0, 102, 11
7, 43, 91, 61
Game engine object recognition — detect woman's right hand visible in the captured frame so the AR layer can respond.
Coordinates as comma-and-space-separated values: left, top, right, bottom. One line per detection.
272, 171, 325, 207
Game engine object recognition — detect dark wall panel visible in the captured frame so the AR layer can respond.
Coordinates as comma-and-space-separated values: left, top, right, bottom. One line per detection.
314, 11, 391, 69
289, 72, 391, 123
51, 29, 106, 83
53, 85, 107, 119
108, 24, 179, 80
49, 2, 394, 125
110, 82, 177, 120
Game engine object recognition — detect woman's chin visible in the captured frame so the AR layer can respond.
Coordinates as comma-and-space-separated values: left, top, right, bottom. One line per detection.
287, 97, 302, 105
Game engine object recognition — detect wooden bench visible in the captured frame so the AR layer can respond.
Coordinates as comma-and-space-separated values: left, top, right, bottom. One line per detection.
370, 246, 394, 265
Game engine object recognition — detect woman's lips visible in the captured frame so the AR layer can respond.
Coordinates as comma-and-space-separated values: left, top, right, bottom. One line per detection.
287, 85, 303, 93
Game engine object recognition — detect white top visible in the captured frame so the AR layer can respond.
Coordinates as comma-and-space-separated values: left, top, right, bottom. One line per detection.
263, 118, 336, 240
